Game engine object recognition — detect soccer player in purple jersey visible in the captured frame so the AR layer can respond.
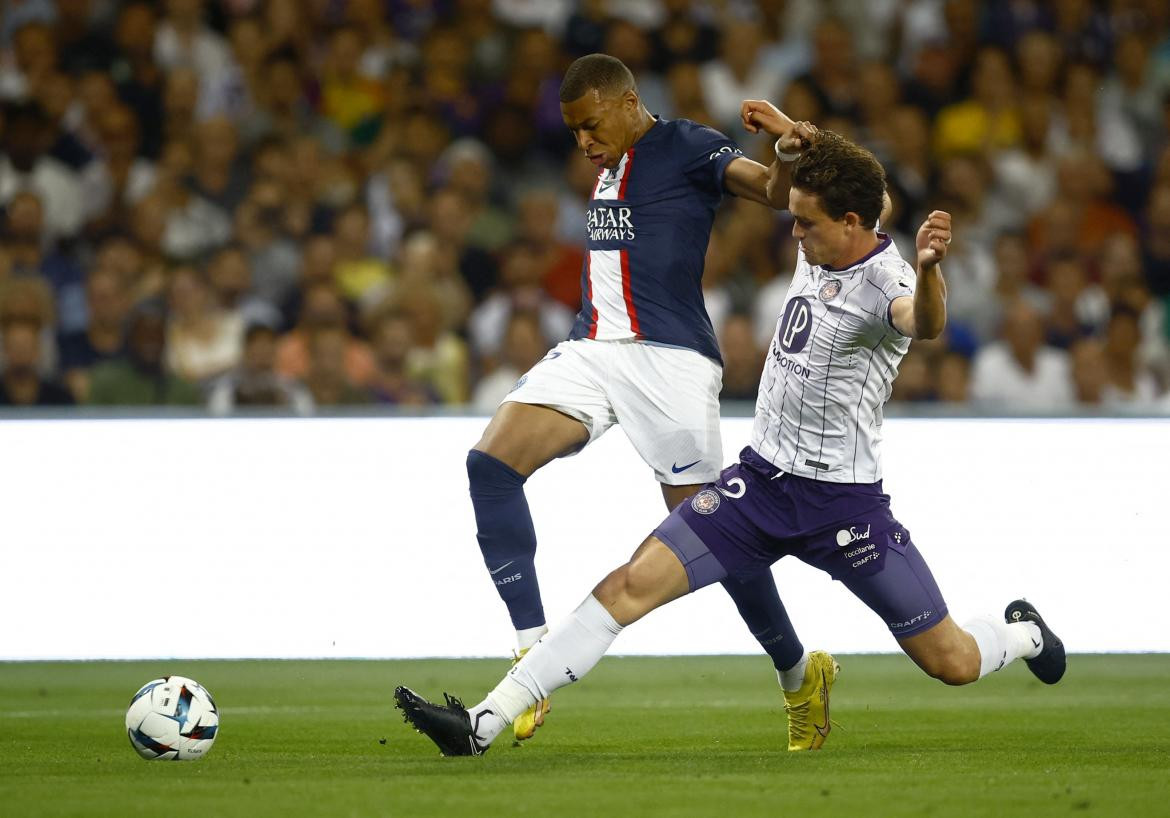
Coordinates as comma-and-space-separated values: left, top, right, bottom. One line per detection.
397, 119, 1065, 757
464, 53, 830, 747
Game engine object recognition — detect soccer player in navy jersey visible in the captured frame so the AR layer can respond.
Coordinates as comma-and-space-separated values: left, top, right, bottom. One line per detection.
465, 53, 830, 747
397, 121, 1065, 758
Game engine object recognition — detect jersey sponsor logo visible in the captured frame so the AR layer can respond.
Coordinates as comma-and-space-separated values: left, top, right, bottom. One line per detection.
707, 145, 743, 161
509, 374, 528, 393
671, 459, 702, 474
835, 524, 871, 547
771, 344, 812, 378
587, 205, 635, 241
778, 297, 813, 353
818, 278, 841, 301
690, 489, 721, 514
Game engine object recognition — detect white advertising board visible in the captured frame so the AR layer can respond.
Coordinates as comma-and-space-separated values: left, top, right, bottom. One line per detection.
0, 417, 1163, 659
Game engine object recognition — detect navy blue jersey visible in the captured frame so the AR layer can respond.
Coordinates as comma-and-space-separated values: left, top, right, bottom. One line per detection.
569, 117, 742, 364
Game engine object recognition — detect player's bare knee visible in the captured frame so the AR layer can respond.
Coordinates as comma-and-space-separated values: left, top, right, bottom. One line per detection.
922, 650, 979, 686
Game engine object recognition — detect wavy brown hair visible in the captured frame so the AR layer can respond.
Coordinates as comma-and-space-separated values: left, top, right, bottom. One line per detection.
791, 131, 886, 229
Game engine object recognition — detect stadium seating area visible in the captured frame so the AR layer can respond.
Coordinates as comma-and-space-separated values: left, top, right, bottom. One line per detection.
0, 0, 1168, 412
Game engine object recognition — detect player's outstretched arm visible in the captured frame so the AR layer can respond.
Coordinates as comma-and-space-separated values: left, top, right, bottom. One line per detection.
890, 210, 952, 340
723, 100, 815, 209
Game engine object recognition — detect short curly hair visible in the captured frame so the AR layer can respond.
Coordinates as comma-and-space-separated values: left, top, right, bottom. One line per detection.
791, 131, 886, 229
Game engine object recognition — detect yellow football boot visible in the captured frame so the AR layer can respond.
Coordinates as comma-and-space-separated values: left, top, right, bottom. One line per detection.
783, 650, 840, 751
511, 648, 551, 741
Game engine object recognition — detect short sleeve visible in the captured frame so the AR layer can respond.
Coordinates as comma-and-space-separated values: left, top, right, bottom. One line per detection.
678, 121, 743, 193
871, 259, 916, 335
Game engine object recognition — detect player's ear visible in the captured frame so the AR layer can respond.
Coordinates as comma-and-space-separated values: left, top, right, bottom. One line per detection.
622, 89, 639, 111
843, 211, 862, 230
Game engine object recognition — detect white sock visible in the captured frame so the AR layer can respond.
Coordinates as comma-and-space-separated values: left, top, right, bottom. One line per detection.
516, 624, 548, 653
777, 651, 810, 692
467, 595, 623, 746
963, 615, 1043, 679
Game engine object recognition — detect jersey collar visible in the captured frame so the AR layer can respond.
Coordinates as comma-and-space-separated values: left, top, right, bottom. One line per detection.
818, 234, 892, 276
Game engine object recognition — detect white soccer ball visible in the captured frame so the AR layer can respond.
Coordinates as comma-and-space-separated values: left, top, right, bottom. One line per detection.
125, 676, 220, 761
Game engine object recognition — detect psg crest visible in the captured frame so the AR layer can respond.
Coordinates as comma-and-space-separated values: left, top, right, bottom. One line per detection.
690, 489, 721, 515
818, 278, 842, 301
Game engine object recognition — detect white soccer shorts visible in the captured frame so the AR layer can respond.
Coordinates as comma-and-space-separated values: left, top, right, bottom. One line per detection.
502, 338, 724, 485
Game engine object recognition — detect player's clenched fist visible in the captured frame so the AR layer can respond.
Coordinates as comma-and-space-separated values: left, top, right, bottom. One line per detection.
741, 100, 816, 154
916, 210, 953, 268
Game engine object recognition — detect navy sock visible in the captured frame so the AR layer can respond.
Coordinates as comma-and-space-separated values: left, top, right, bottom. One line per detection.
721, 572, 805, 672
467, 449, 545, 630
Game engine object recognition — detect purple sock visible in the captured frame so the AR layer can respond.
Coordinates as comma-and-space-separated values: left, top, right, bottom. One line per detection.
721, 572, 805, 672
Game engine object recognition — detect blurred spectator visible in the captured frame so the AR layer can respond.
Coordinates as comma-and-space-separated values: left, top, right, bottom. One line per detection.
247, 48, 346, 153
699, 17, 785, 137
207, 321, 313, 415
58, 266, 132, 402
86, 304, 201, 405
110, 1, 165, 159
792, 17, 858, 121
368, 308, 440, 406
1102, 306, 1159, 406
304, 325, 371, 406
151, 139, 233, 261
331, 202, 394, 309
232, 177, 302, 310
934, 46, 1020, 160
165, 264, 244, 384
0, 275, 57, 376
397, 283, 469, 404
0, 101, 85, 241
437, 138, 512, 253
426, 186, 500, 304
718, 313, 764, 402
0, 318, 73, 406
1043, 254, 1104, 349
471, 309, 548, 413
468, 240, 573, 372
153, 0, 232, 79
513, 187, 584, 312
989, 95, 1059, 225
1069, 336, 1109, 407
81, 103, 157, 232
1, 191, 86, 332
890, 345, 936, 403
189, 116, 250, 213
935, 352, 972, 404
276, 281, 376, 388
394, 230, 471, 333
320, 24, 385, 146
970, 298, 1074, 410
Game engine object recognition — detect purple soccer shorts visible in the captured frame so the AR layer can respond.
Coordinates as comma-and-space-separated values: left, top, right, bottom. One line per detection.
652, 447, 948, 638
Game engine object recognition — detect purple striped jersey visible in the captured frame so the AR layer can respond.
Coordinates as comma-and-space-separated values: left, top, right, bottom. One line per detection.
568, 117, 743, 364
750, 236, 917, 483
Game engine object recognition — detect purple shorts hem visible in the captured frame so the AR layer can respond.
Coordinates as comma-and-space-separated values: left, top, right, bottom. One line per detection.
652, 515, 728, 592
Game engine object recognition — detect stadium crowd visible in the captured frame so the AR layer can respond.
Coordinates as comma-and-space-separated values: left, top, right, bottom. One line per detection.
1, 0, 1169, 413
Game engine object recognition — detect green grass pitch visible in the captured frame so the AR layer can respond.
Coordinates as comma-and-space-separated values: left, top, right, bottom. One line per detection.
2, 655, 1168, 817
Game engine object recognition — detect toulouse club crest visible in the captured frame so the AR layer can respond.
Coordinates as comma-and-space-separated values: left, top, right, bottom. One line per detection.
818, 278, 842, 301
690, 489, 721, 515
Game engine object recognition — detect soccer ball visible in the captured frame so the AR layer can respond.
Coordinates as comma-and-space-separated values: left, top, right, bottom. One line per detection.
125, 676, 220, 761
